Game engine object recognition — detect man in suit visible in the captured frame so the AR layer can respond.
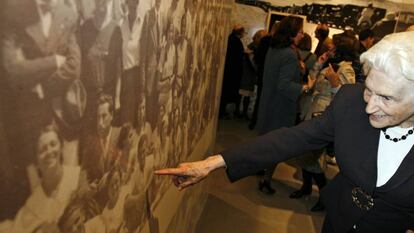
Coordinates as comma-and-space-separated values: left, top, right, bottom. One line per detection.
79, 0, 123, 130
1, 0, 80, 217
118, 0, 143, 125
139, 0, 164, 126
314, 23, 333, 58
156, 31, 414, 233
81, 94, 120, 184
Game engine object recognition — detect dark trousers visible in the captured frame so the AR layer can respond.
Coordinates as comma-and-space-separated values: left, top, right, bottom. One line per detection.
301, 169, 326, 193
249, 83, 262, 127
263, 163, 277, 183
241, 96, 250, 118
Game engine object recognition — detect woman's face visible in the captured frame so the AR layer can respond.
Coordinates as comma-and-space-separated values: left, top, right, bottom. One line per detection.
37, 130, 62, 174
126, 129, 135, 149
136, 100, 146, 125
364, 68, 414, 128
292, 29, 304, 46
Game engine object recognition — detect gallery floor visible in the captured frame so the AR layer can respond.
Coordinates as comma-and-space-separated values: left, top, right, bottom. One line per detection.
195, 118, 339, 233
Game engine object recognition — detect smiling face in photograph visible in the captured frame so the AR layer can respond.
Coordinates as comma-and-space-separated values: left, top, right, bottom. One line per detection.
364, 68, 414, 129
37, 130, 62, 174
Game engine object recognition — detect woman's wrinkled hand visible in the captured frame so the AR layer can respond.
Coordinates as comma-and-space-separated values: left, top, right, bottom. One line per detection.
155, 155, 226, 190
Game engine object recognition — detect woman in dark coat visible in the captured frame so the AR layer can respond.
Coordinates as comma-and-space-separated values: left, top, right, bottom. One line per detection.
219, 25, 245, 118
255, 16, 315, 194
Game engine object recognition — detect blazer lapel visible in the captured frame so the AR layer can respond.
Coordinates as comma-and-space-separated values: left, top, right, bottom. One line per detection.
361, 121, 381, 193
350, 96, 381, 193
45, 1, 72, 53
25, 21, 47, 55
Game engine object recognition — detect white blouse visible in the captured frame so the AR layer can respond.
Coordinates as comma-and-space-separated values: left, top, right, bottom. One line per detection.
377, 126, 414, 187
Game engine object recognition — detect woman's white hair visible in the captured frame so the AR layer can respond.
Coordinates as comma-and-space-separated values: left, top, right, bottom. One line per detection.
360, 31, 414, 81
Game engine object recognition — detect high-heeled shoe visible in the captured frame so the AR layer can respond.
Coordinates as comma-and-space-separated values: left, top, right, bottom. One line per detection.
289, 189, 311, 199
258, 180, 276, 195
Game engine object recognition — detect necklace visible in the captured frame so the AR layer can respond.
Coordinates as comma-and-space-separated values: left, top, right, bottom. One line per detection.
381, 127, 414, 142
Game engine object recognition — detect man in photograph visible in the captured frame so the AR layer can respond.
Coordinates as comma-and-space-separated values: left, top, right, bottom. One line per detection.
81, 95, 120, 184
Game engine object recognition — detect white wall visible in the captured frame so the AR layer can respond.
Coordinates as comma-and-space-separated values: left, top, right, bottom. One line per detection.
267, 0, 414, 11
232, 0, 413, 51
231, 3, 343, 51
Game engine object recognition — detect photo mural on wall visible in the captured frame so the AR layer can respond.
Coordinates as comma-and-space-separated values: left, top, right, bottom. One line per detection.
0, 0, 232, 232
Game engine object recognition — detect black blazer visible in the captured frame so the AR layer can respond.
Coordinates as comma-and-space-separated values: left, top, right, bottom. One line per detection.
221, 84, 414, 233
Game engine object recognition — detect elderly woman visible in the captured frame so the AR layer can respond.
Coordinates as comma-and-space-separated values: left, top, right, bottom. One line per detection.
156, 31, 414, 233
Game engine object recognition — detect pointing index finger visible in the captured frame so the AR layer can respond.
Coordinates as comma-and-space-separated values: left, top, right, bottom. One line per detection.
155, 168, 185, 176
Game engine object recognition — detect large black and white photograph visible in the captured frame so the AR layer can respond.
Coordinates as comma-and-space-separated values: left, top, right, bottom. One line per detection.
0, 0, 232, 232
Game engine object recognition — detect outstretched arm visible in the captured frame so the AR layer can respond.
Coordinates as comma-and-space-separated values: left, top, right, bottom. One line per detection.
155, 155, 226, 190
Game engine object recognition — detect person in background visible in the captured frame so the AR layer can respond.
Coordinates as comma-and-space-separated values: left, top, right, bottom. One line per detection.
156, 31, 414, 233
238, 29, 266, 120
371, 12, 397, 40
306, 30, 358, 121
290, 30, 358, 212
296, 32, 317, 122
288, 33, 324, 212
354, 29, 375, 83
313, 23, 333, 58
254, 16, 316, 195
358, 29, 375, 55
249, 23, 277, 130
219, 24, 246, 119
357, 3, 375, 31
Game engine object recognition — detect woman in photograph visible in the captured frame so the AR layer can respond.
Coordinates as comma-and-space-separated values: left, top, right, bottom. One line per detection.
5, 124, 80, 233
